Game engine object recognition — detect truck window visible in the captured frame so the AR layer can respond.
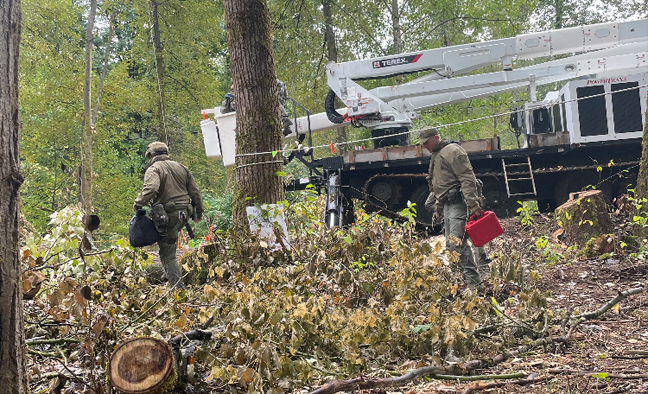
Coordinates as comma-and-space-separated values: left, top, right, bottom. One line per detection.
552, 104, 563, 132
612, 82, 642, 133
560, 94, 567, 131
577, 86, 608, 136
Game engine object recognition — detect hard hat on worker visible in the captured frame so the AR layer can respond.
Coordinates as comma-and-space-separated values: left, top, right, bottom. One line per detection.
145, 142, 169, 159
418, 127, 439, 145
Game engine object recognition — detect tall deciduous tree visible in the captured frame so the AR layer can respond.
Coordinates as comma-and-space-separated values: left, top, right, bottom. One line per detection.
223, 0, 284, 228
322, 0, 348, 152
634, 100, 648, 214
151, 0, 168, 142
0, 0, 28, 388
81, 0, 97, 215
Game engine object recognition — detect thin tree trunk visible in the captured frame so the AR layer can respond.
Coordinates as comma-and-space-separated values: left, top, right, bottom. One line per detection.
92, 0, 123, 124
390, 0, 402, 55
634, 95, 648, 230
0, 0, 28, 388
224, 0, 284, 229
81, 0, 97, 215
151, 0, 167, 143
323, 0, 347, 152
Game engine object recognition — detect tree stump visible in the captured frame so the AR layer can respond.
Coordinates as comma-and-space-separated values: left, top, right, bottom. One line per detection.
555, 190, 612, 245
109, 337, 177, 394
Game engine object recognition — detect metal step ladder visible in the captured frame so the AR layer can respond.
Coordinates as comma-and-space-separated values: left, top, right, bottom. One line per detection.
501, 157, 537, 198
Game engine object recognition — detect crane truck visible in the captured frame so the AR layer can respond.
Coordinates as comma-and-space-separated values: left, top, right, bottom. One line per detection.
201, 18, 648, 227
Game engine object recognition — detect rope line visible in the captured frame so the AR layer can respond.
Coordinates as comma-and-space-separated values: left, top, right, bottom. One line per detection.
228, 82, 648, 164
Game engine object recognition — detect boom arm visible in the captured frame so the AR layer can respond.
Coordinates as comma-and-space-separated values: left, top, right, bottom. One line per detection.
326, 19, 648, 131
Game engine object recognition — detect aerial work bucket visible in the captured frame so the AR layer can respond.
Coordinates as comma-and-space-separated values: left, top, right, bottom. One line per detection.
465, 211, 503, 247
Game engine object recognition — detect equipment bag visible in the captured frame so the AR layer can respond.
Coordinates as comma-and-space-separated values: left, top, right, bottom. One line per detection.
129, 210, 161, 247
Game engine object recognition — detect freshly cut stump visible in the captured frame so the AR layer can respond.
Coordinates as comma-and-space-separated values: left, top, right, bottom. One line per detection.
555, 189, 612, 245
109, 337, 177, 394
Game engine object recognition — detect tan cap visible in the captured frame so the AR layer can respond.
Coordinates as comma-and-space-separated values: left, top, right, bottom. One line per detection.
418, 127, 439, 144
145, 141, 169, 158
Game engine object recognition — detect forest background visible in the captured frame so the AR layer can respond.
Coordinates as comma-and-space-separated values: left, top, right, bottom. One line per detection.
19, 0, 646, 236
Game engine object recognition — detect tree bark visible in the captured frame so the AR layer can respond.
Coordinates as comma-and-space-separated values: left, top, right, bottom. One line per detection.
151, 0, 167, 143
390, 0, 402, 55
92, 0, 124, 124
0, 0, 28, 389
634, 94, 648, 211
322, 0, 347, 153
81, 0, 97, 215
224, 0, 284, 228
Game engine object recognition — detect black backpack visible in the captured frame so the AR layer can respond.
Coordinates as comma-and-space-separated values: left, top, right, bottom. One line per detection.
129, 210, 161, 247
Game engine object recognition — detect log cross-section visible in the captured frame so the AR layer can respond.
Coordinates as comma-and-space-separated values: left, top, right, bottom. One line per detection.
109, 337, 176, 394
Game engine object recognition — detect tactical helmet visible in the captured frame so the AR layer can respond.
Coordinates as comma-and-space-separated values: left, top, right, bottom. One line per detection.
145, 141, 169, 158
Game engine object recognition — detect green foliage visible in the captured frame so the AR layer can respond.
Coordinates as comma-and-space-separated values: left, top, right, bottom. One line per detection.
516, 201, 537, 226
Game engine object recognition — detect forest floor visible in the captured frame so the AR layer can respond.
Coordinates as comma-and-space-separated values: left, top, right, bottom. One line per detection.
21, 201, 648, 394
360, 215, 648, 394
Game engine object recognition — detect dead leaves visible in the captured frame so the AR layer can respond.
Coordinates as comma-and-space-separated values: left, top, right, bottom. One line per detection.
22, 270, 47, 300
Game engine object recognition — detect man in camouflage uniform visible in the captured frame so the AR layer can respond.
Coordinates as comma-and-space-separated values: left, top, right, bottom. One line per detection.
419, 127, 483, 287
220, 79, 293, 136
134, 142, 204, 288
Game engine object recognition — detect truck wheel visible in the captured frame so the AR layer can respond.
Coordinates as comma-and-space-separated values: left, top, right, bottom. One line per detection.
369, 180, 402, 208
410, 185, 433, 226
482, 182, 517, 218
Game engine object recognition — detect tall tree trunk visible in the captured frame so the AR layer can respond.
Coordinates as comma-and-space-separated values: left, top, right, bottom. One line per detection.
93, 0, 123, 124
0, 0, 28, 389
554, 0, 563, 29
81, 0, 97, 215
634, 96, 648, 219
151, 0, 167, 143
322, 0, 347, 152
224, 0, 284, 229
390, 0, 402, 55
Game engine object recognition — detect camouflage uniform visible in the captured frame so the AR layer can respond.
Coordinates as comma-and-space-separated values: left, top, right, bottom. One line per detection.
276, 79, 293, 135
221, 92, 235, 114
421, 128, 482, 286
134, 142, 204, 287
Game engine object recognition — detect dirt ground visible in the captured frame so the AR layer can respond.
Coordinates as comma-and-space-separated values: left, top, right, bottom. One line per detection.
399, 215, 648, 394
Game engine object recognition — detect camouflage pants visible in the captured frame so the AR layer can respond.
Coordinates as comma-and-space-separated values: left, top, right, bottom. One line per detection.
157, 208, 189, 288
442, 200, 481, 286
474, 245, 490, 275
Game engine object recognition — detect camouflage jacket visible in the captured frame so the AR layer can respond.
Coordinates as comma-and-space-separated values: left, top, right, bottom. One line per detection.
221, 92, 235, 113
426, 140, 481, 210
134, 155, 204, 215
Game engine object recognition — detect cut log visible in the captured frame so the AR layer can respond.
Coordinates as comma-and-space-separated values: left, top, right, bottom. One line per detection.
554, 190, 612, 245
109, 337, 177, 394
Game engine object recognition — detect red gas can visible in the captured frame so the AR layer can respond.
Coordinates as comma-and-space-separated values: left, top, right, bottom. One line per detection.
465, 211, 503, 247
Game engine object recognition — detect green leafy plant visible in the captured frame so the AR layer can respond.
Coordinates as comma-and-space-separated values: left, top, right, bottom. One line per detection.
516, 201, 535, 226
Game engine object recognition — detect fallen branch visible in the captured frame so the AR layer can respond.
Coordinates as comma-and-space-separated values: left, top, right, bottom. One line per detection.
434, 372, 526, 381
568, 286, 644, 338
548, 369, 648, 379
462, 373, 542, 394
26, 338, 80, 346
580, 287, 644, 320
306, 337, 567, 394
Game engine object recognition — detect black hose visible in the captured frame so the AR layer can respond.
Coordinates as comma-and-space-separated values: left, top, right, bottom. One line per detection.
325, 89, 345, 124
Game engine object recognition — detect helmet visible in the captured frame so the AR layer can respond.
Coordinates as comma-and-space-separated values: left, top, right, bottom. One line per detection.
145, 142, 168, 158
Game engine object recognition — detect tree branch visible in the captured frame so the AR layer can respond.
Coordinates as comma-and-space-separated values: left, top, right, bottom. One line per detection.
306, 337, 567, 394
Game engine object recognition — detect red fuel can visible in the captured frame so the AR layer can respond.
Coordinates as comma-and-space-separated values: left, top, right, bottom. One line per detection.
465, 211, 503, 247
